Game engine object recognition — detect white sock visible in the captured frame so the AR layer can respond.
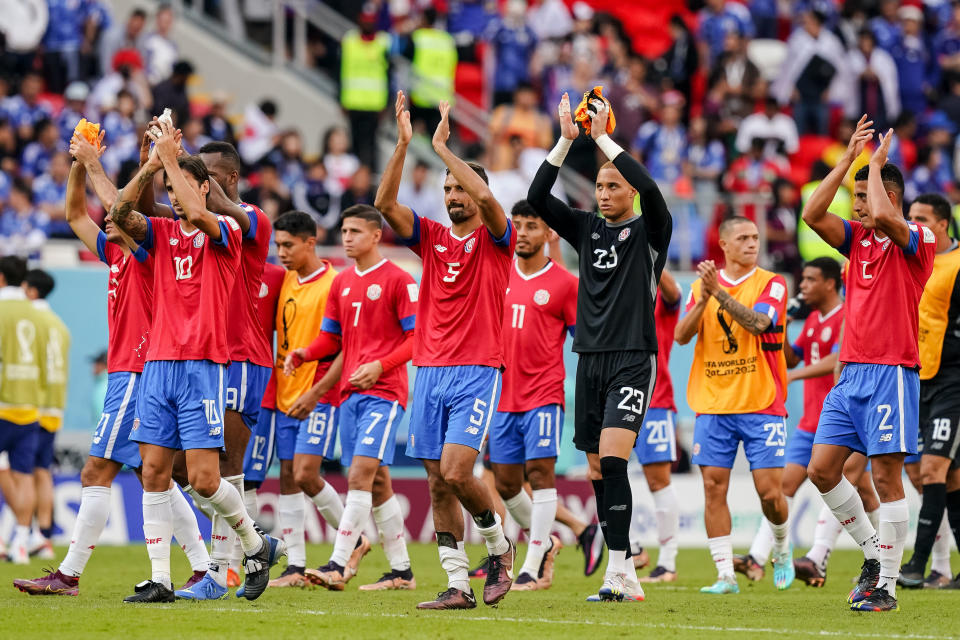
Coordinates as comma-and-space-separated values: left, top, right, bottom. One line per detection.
59, 486, 111, 577
749, 520, 775, 566
771, 495, 792, 557
931, 511, 953, 577
820, 478, 878, 560
520, 488, 557, 576
708, 535, 734, 580
475, 512, 510, 556
11, 525, 30, 554
142, 491, 173, 590
606, 548, 628, 576
438, 540, 470, 592
206, 478, 262, 555
373, 496, 410, 571
330, 490, 371, 567
310, 482, 344, 530
244, 488, 259, 521
867, 508, 879, 530
504, 490, 533, 531
652, 484, 679, 572
807, 503, 843, 572
29, 527, 46, 548
278, 492, 307, 567
183, 484, 215, 521
876, 499, 908, 598
169, 486, 209, 572
206, 475, 244, 586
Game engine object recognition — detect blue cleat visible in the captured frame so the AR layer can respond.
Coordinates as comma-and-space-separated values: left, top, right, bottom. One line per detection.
773, 546, 795, 590
235, 584, 245, 598
848, 559, 880, 604
175, 573, 228, 600
242, 533, 286, 601
850, 586, 899, 611
700, 577, 740, 594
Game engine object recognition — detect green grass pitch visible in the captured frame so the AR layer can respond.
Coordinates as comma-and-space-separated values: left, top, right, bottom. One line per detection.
2, 543, 958, 639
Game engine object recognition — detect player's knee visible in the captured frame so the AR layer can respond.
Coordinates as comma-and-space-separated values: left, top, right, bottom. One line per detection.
426, 471, 452, 501
80, 457, 116, 487
293, 465, 315, 493
920, 461, 948, 486
525, 466, 554, 491
440, 464, 472, 491
187, 468, 220, 497
806, 463, 836, 492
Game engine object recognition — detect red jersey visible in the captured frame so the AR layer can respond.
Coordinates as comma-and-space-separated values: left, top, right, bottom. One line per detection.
791, 303, 843, 432
401, 214, 515, 368
322, 259, 417, 406
838, 220, 935, 367
498, 259, 577, 412
650, 292, 680, 412
143, 216, 243, 363
258, 262, 285, 411
227, 203, 273, 367
96, 232, 153, 373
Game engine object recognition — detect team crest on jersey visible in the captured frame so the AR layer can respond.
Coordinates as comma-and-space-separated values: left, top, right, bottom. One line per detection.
110, 264, 119, 273
169, 238, 178, 245
367, 284, 382, 300
194, 234, 205, 248
259, 282, 269, 298
821, 326, 832, 342
807, 328, 814, 337
591, 232, 600, 240
434, 244, 447, 253
618, 228, 631, 242
465, 237, 477, 253
534, 289, 550, 305
861, 239, 871, 247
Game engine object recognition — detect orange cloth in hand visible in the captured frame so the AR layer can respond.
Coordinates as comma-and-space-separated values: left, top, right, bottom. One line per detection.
73, 118, 102, 150
574, 86, 616, 136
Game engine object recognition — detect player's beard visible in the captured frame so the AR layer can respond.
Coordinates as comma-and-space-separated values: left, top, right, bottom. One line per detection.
515, 244, 542, 259
447, 205, 470, 224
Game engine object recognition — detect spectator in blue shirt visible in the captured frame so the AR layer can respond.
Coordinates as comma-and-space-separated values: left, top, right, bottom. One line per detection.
447, 0, 499, 41
56, 82, 91, 145
482, 1, 538, 105
20, 121, 64, 182
749, 0, 778, 39
0, 178, 49, 260
633, 91, 688, 185
893, 5, 936, 117
43, 0, 110, 93
100, 89, 139, 177
698, 0, 754, 65
870, 0, 902, 52
906, 145, 954, 201
0, 170, 10, 207
32, 152, 71, 238
1, 73, 52, 140
935, 3, 960, 79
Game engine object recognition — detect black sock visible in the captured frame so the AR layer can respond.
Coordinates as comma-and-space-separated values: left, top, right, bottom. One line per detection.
600, 456, 631, 552
40, 527, 54, 540
591, 478, 607, 542
946, 489, 960, 553
472, 509, 497, 529
910, 483, 947, 569
436, 531, 458, 550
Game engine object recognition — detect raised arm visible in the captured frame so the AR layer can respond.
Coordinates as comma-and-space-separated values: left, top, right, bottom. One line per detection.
206, 176, 251, 234
70, 131, 118, 211
867, 129, 911, 247
432, 101, 508, 238
374, 91, 416, 239
700, 260, 772, 336
65, 161, 100, 253
136, 123, 174, 218
802, 115, 874, 248
109, 149, 162, 243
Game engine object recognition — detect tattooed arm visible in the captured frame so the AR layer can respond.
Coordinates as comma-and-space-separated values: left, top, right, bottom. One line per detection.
109, 159, 161, 242
699, 261, 772, 336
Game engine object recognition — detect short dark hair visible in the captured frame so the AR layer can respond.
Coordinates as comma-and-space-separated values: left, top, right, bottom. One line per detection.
853, 163, 905, 199
11, 177, 32, 201
341, 204, 383, 229
912, 192, 952, 221
131, 8, 147, 18
0, 256, 27, 286
24, 269, 55, 299
274, 210, 317, 238
197, 141, 242, 173
718, 215, 755, 237
805, 257, 842, 291
511, 199, 539, 219
168, 155, 210, 186
445, 161, 489, 185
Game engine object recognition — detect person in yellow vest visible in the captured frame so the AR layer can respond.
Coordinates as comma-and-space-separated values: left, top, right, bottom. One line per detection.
898, 193, 960, 589
799, 161, 852, 263
0, 256, 45, 564
675, 216, 793, 594
406, 7, 457, 133
340, 12, 391, 171
22, 269, 71, 560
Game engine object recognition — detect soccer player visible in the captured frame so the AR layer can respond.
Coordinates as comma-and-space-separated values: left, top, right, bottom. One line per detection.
803, 118, 935, 612
285, 204, 417, 591
376, 92, 515, 610
735, 258, 843, 583
898, 193, 960, 589
527, 92, 672, 602
633, 268, 682, 584
0, 256, 44, 565
13, 136, 210, 596
109, 119, 283, 603
488, 199, 577, 591
675, 216, 793, 594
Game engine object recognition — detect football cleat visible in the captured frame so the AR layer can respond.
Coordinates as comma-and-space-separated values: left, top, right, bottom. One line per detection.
416, 587, 477, 610
226, 568, 242, 588
587, 574, 645, 602
123, 580, 175, 603
631, 545, 650, 570
923, 570, 953, 589
242, 533, 286, 601
468, 556, 490, 579
848, 559, 880, 604
577, 524, 605, 577
850, 585, 899, 612
180, 570, 207, 591
700, 577, 740, 594
305, 561, 347, 591
897, 558, 925, 589
13, 569, 80, 596
483, 540, 515, 606
175, 573, 228, 600
358, 569, 416, 591
29, 540, 55, 560
638, 565, 677, 583
509, 572, 540, 591
268, 565, 307, 588
344, 534, 372, 581
7, 541, 29, 565
732, 554, 764, 581
598, 572, 627, 602
537, 535, 562, 589
793, 556, 826, 587
772, 546, 795, 590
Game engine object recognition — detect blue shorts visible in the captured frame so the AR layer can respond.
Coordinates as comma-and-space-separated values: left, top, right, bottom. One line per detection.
89, 372, 142, 468
814, 363, 920, 457
633, 408, 677, 465
693, 413, 787, 470
225, 362, 271, 429
243, 407, 277, 483
0, 419, 39, 474
33, 426, 56, 469
339, 394, 403, 466
132, 360, 227, 451
489, 404, 563, 465
905, 429, 923, 465
785, 427, 816, 468
406, 365, 502, 461
293, 403, 338, 458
